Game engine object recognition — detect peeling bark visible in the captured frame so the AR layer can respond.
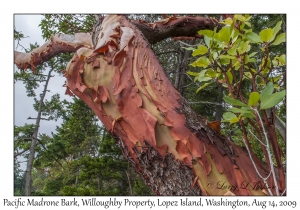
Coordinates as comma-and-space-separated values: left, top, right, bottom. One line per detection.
14, 15, 284, 196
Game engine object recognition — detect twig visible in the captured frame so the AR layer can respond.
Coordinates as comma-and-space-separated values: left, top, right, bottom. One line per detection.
187, 101, 222, 106
178, 41, 199, 47
125, 170, 133, 195
186, 74, 200, 88
156, 50, 181, 56
281, 188, 286, 196
248, 129, 267, 147
252, 107, 280, 195
14, 148, 30, 158
242, 137, 273, 196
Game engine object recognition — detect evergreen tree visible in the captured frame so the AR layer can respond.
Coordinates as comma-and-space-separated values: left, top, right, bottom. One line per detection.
32, 98, 151, 195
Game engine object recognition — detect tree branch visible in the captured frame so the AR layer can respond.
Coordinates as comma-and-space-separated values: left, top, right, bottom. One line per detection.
27, 117, 49, 121
131, 16, 218, 44
14, 33, 93, 72
14, 148, 30, 158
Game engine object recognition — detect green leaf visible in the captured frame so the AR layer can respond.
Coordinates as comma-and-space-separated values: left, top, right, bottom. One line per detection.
196, 82, 212, 93
259, 28, 274, 42
245, 22, 251, 27
247, 44, 251, 52
248, 52, 258, 57
218, 72, 224, 79
233, 61, 241, 70
231, 29, 239, 40
227, 48, 237, 56
223, 96, 249, 107
270, 21, 282, 42
244, 54, 256, 64
223, 112, 237, 120
230, 117, 240, 124
206, 68, 216, 77
241, 112, 255, 119
245, 32, 262, 43
237, 41, 249, 54
272, 55, 286, 67
204, 35, 211, 47
219, 55, 235, 60
229, 107, 253, 114
272, 33, 286, 45
279, 54, 286, 65
217, 26, 231, 43
260, 82, 274, 100
260, 90, 286, 110
235, 15, 246, 22
226, 71, 233, 84
243, 72, 252, 80
222, 112, 239, 124
248, 92, 260, 106
219, 58, 230, 65
273, 83, 281, 90
187, 71, 199, 76
220, 18, 233, 25
196, 77, 212, 83
190, 56, 211, 67
198, 30, 214, 38
194, 69, 207, 82
269, 74, 282, 83
261, 57, 271, 75
245, 15, 252, 21
192, 45, 208, 56
210, 51, 218, 60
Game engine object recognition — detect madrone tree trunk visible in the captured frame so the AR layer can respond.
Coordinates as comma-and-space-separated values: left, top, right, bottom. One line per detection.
14, 15, 285, 196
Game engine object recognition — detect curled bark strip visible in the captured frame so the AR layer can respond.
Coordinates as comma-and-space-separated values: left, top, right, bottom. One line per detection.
14, 15, 283, 196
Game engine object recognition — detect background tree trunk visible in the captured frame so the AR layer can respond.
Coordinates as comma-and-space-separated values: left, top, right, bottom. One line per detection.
24, 68, 54, 195
215, 83, 223, 121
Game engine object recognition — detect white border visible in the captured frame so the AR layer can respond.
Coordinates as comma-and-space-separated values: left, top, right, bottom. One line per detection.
3, 1, 298, 209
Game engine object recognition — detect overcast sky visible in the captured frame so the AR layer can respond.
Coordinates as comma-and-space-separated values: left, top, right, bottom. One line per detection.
14, 15, 71, 136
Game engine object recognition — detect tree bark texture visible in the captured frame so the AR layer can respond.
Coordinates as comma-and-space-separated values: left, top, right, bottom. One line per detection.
14, 15, 284, 196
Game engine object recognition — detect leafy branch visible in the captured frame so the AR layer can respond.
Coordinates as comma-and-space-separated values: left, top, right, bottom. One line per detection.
188, 14, 286, 195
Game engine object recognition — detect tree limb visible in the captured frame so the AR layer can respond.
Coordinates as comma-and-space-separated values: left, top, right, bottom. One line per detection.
131, 16, 218, 44
14, 148, 30, 158
14, 33, 93, 72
